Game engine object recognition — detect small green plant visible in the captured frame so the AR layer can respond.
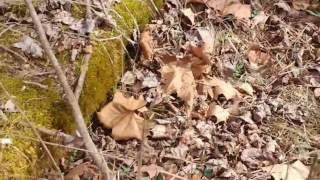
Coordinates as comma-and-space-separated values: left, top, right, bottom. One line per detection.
233, 61, 245, 78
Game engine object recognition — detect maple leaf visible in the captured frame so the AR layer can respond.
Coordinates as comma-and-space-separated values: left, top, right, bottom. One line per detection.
160, 59, 196, 109
97, 92, 147, 140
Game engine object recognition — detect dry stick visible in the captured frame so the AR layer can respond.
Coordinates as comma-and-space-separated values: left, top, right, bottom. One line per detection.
0, 44, 29, 62
0, 81, 63, 179
19, 121, 75, 143
74, 52, 92, 101
24, 0, 111, 179
74, 0, 93, 101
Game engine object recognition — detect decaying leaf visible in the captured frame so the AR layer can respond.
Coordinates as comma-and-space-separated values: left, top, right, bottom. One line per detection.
188, 0, 251, 19
97, 92, 147, 140
160, 59, 196, 108
252, 11, 269, 26
241, 148, 262, 168
247, 46, 271, 71
314, 88, 320, 98
65, 163, 99, 180
223, 3, 251, 19
181, 8, 195, 25
141, 164, 163, 178
121, 71, 136, 85
13, 36, 43, 58
237, 83, 254, 96
3, 99, 18, 113
151, 125, 168, 139
262, 160, 310, 180
205, 77, 239, 100
139, 26, 153, 60
188, 27, 215, 62
292, 0, 310, 10
208, 103, 230, 123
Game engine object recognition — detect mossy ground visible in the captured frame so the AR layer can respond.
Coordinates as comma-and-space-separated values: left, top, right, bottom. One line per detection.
0, 0, 163, 177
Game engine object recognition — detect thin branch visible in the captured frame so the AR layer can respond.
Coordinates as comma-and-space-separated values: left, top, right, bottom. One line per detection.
19, 121, 75, 144
74, 49, 92, 101
0, 81, 63, 179
23, 80, 49, 90
0, 44, 28, 62
74, 0, 93, 101
24, 0, 111, 179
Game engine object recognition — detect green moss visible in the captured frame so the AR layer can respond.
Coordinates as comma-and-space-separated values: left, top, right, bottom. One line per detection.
71, 3, 85, 19
0, 74, 63, 176
80, 0, 163, 121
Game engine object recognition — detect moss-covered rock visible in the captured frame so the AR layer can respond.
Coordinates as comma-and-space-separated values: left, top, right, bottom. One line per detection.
0, 0, 163, 177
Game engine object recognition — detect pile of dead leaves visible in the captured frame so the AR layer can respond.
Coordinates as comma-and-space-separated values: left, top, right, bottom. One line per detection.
93, 0, 320, 179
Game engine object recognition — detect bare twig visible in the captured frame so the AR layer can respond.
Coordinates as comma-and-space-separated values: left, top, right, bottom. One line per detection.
0, 81, 63, 179
74, 51, 92, 101
19, 121, 75, 144
24, 0, 111, 179
23, 80, 48, 90
0, 44, 28, 62
74, 0, 93, 101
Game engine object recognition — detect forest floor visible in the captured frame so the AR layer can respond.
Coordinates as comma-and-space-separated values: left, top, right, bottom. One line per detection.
0, 0, 320, 180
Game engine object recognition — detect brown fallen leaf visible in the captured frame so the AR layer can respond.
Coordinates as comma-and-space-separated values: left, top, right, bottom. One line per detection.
237, 82, 254, 96
161, 59, 196, 109
181, 8, 195, 25
139, 26, 153, 60
292, 0, 310, 10
314, 88, 320, 98
262, 160, 310, 180
205, 77, 239, 100
208, 103, 230, 123
247, 45, 271, 72
223, 3, 251, 19
252, 11, 269, 26
97, 91, 147, 140
188, 27, 215, 62
141, 164, 163, 178
187, 0, 251, 19
65, 163, 99, 180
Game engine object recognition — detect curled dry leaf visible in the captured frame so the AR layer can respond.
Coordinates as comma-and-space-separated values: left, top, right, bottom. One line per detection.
247, 46, 271, 72
238, 82, 254, 96
262, 160, 310, 180
181, 8, 195, 25
160, 59, 196, 109
139, 26, 153, 60
13, 36, 43, 58
208, 103, 230, 123
97, 91, 147, 140
205, 77, 239, 100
